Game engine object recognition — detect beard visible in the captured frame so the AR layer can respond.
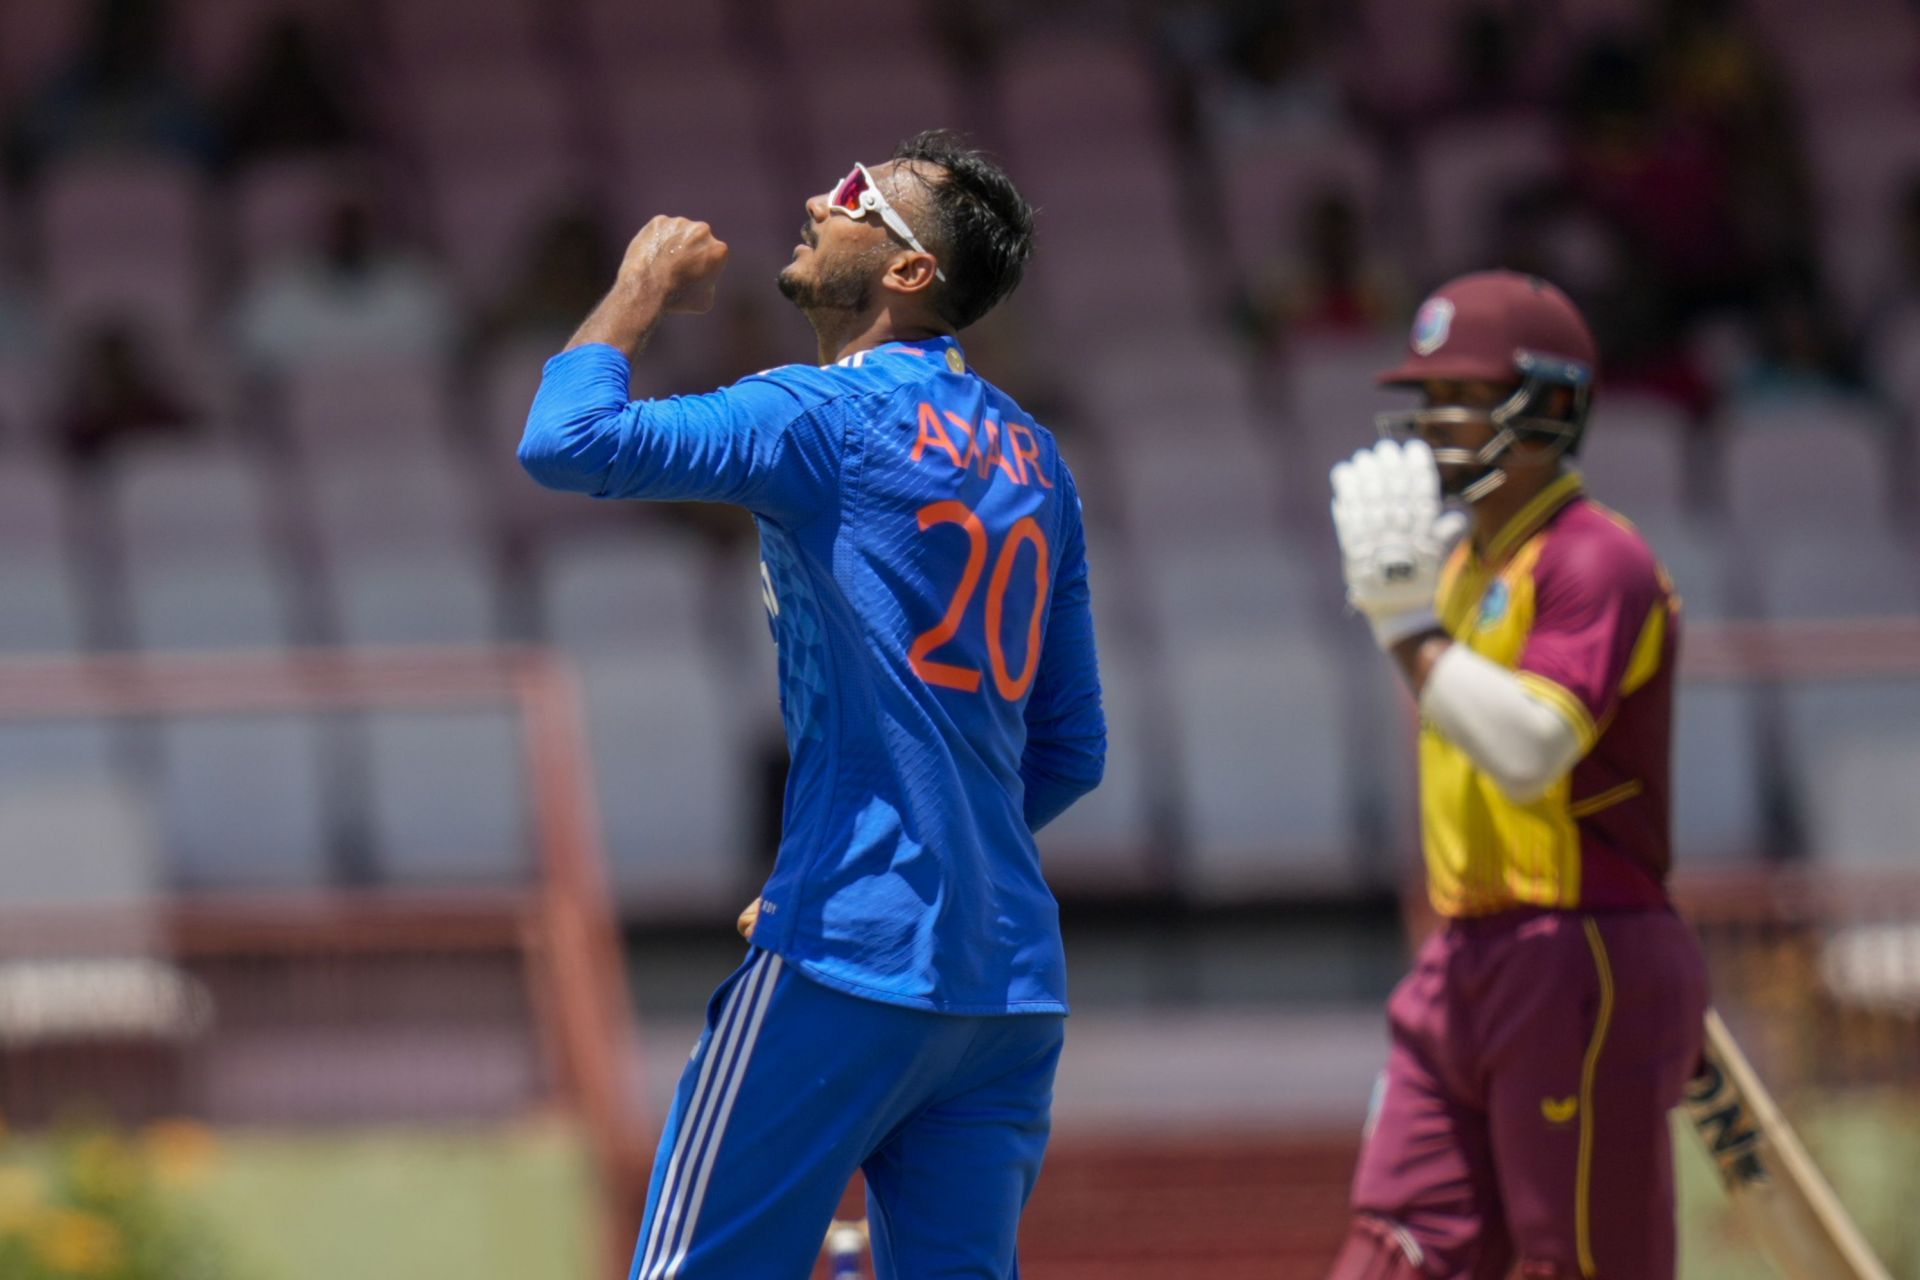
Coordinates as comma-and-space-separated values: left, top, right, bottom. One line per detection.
776, 235, 885, 314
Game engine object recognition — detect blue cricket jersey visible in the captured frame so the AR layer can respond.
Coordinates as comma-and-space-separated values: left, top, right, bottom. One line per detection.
520, 335, 1105, 1015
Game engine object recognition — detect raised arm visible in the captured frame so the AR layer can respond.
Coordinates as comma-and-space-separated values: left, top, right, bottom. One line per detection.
566, 215, 728, 359
517, 218, 838, 519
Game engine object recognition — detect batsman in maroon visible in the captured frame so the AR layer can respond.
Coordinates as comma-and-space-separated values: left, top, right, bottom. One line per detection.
1324, 272, 1710, 1279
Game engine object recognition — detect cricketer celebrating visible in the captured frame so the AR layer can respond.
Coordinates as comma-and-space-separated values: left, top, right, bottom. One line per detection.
1325, 272, 1709, 1280
518, 132, 1104, 1279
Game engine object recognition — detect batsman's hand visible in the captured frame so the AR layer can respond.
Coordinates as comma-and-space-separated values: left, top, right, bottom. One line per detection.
1330, 439, 1466, 649
618, 216, 728, 315
736, 897, 760, 941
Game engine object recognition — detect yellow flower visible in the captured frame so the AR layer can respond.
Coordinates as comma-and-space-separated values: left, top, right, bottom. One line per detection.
68, 1134, 140, 1204
31, 1207, 125, 1276
0, 1165, 44, 1233
140, 1119, 221, 1188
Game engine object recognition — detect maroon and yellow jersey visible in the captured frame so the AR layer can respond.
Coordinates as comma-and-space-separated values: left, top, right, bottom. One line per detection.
1421, 473, 1680, 918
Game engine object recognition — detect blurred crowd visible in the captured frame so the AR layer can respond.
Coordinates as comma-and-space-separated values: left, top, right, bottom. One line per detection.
0, 0, 1915, 900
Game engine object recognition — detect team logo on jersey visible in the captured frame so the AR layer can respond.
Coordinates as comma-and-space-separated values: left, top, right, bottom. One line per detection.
946, 348, 966, 374
1478, 578, 1510, 629
1541, 1095, 1579, 1125
1411, 297, 1455, 355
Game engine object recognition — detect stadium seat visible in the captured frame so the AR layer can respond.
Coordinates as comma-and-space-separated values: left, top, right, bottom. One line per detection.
0, 721, 123, 812
308, 451, 484, 559
1108, 430, 1285, 547
576, 0, 733, 66
796, 58, 965, 175
1630, 515, 1737, 622
0, 0, 86, 103
1575, 395, 1693, 526
1783, 681, 1920, 866
232, 154, 378, 276
329, 545, 500, 647
1721, 397, 1896, 533
1672, 684, 1770, 865
126, 553, 299, 650
0, 457, 84, 652
600, 65, 786, 281
769, 0, 939, 62
0, 553, 85, 654
540, 530, 709, 656
1217, 123, 1391, 275
1080, 334, 1258, 419
362, 709, 529, 884
37, 158, 208, 345
0, 350, 51, 453
1138, 540, 1334, 642
1753, 527, 1920, 620
381, 0, 541, 70
176, 0, 358, 88
427, 151, 591, 303
1036, 643, 1162, 891
0, 454, 71, 547
1282, 334, 1410, 508
112, 441, 281, 558
578, 654, 750, 915
1167, 634, 1360, 896
1001, 36, 1162, 142
281, 354, 453, 456
1805, 103, 1920, 318
1415, 115, 1562, 278
0, 759, 158, 944
158, 714, 332, 887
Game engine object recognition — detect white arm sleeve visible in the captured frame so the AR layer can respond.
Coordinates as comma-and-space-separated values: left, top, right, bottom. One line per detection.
1418, 644, 1587, 803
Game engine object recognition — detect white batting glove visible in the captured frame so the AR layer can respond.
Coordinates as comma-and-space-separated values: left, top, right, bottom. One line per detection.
1330, 440, 1467, 649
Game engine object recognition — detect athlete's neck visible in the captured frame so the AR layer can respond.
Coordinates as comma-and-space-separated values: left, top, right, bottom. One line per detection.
1468, 466, 1565, 559
808, 308, 952, 366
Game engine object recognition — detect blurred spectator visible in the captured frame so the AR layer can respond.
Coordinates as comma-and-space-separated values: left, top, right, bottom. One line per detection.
1449, 6, 1541, 116
1657, 0, 1818, 287
220, 16, 361, 168
483, 209, 617, 348
5, 0, 217, 185
1192, 2, 1348, 140
1865, 176, 1920, 398
1490, 187, 1717, 422
1729, 284, 1860, 406
57, 320, 196, 465
232, 193, 456, 373
1234, 189, 1404, 350
1563, 40, 1746, 326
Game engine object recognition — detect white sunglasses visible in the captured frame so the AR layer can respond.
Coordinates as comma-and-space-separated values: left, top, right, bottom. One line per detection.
828, 163, 946, 281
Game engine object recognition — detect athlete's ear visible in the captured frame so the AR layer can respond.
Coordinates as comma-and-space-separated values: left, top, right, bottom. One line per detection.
882, 250, 941, 297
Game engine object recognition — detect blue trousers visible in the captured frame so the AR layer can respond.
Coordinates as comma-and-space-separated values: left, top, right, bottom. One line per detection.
628, 948, 1065, 1280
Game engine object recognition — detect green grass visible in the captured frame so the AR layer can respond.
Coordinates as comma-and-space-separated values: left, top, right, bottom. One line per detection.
1676, 1092, 1920, 1280
19, 1095, 1907, 1280
169, 1121, 597, 1280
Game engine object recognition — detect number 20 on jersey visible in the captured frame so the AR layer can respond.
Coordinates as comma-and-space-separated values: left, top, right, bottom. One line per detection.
909, 501, 1050, 701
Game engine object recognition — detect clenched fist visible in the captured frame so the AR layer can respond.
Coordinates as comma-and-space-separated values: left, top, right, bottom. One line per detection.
618, 216, 729, 314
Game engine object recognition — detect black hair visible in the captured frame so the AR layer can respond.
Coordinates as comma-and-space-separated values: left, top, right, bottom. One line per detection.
889, 130, 1035, 330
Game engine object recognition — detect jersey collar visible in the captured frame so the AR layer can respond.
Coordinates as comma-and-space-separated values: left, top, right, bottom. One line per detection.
1482, 471, 1584, 564
836, 335, 965, 370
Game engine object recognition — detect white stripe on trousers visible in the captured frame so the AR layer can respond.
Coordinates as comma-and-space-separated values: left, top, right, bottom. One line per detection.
635, 951, 783, 1280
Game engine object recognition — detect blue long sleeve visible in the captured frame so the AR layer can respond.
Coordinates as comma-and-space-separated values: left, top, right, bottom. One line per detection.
1019, 481, 1106, 831
518, 344, 839, 521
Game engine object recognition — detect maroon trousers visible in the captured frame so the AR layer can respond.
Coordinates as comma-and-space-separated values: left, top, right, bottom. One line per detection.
1347, 908, 1709, 1279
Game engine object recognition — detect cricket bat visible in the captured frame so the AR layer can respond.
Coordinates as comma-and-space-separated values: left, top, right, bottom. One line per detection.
1682, 1008, 1894, 1280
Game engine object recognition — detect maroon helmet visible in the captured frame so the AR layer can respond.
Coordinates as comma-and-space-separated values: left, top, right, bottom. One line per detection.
1375, 271, 1598, 501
